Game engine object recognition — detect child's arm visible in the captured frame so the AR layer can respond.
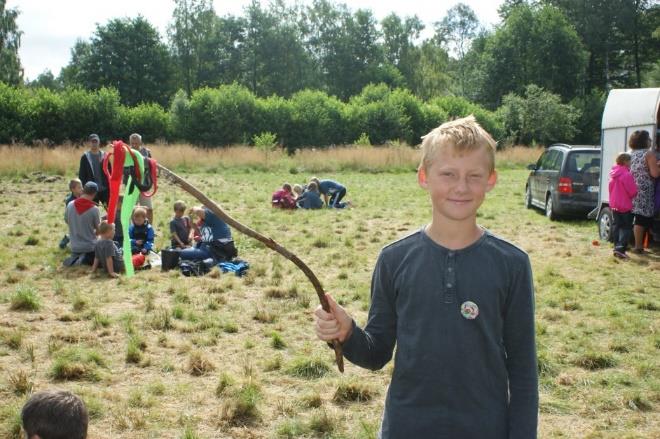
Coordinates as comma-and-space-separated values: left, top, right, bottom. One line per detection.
91, 256, 98, 273
106, 256, 119, 278
314, 253, 397, 370
322, 193, 329, 206
128, 224, 138, 252
503, 256, 538, 438
144, 225, 155, 253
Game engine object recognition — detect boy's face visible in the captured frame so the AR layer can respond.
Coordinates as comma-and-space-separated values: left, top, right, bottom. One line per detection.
130, 137, 141, 149
72, 184, 83, 197
133, 215, 145, 226
418, 146, 497, 223
174, 209, 184, 218
102, 226, 115, 240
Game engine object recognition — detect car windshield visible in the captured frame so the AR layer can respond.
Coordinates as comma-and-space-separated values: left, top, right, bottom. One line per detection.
565, 152, 600, 173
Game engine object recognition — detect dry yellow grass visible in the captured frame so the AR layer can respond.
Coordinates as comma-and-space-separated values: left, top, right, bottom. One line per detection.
0, 144, 542, 176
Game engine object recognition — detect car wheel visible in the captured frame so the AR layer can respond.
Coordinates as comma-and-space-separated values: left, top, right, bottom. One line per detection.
597, 207, 613, 242
545, 195, 557, 221
525, 185, 533, 209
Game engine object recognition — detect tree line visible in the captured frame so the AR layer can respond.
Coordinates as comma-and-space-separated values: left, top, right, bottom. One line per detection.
1, 0, 658, 146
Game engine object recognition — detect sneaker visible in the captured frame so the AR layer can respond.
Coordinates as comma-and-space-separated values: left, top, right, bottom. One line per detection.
59, 235, 70, 249
613, 250, 629, 260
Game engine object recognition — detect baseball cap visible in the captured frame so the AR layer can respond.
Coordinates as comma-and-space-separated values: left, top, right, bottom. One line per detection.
83, 181, 98, 194
88, 134, 100, 142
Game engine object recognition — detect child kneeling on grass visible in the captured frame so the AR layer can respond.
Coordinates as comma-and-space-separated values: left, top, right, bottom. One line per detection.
92, 221, 125, 278
272, 183, 296, 209
170, 200, 193, 249
22, 389, 88, 439
314, 116, 538, 438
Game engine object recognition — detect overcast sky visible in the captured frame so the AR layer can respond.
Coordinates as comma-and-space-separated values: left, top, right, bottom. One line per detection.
11, 0, 503, 81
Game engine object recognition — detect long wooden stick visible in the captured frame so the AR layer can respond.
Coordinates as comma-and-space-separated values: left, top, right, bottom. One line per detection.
157, 163, 344, 372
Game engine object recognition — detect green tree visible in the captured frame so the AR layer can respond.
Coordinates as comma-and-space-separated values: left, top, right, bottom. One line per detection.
435, 3, 480, 95
168, 0, 219, 95
478, 3, 587, 107
0, 0, 22, 85
501, 84, 580, 145
28, 70, 62, 90
381, 13, 424, 88
64, 16, 174, 106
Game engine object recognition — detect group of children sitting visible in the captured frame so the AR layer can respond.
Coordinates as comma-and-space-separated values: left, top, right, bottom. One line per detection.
272, 177, 352, 210
62, 177, 217, 277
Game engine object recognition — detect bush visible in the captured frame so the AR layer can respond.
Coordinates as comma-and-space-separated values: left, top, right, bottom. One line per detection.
0, 83, 28, 143
500, 84, 580, 145
185, 84, 258, 146
430, 95, 504, 141
288, 90, 347, 148
119, 102, 171, 142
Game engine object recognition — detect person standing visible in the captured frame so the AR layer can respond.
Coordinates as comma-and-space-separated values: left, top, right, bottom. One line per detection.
130, 133, 154, 225
628, 130, 660, 253
78, 134, 110, 206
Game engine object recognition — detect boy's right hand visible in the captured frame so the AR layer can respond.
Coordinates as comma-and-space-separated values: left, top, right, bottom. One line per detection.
314, 293, 353, 343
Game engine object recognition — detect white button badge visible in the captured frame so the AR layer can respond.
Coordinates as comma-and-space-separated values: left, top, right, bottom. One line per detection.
460, 301, 479, 320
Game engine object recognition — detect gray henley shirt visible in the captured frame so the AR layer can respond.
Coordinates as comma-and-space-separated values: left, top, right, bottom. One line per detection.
342, 228, 538, 439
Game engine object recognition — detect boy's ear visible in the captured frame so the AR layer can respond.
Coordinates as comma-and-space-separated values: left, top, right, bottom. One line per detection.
417, 167, 428, 189
485, 170, 498, 192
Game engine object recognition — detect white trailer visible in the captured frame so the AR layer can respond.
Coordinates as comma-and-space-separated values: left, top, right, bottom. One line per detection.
590, 88, 660, 240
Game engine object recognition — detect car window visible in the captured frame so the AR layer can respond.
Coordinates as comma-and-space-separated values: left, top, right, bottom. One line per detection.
551, 151, 563, 171
567, 152, 600, 173
539, 150, 558, 170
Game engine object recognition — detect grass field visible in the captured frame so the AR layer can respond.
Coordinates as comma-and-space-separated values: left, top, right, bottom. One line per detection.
0, 161, 658, 438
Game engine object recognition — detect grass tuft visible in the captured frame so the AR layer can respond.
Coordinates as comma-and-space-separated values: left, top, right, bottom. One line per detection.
333, 380, 377, 403
286, 356, 331, 379
187, 350, 215, 376
50, 346, 105, 381
10, 285, 41, 311
573, 352, 617, 370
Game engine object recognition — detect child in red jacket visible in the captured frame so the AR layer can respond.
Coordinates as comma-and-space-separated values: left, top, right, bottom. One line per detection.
609, 152, 638, 259
271, 183, 296, 209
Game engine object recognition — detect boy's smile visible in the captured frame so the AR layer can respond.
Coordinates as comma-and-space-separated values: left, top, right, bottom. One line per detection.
418, 147, 497, 223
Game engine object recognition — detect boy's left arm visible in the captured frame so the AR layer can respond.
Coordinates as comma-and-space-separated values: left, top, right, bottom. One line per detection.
504, 256, 538, 439
144, 226, 155, 252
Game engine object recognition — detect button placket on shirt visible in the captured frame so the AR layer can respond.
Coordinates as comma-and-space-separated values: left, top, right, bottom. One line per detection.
443, 252, 456, 303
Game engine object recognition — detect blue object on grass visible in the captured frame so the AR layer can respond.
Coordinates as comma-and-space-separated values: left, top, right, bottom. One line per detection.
218, 260, 250, 277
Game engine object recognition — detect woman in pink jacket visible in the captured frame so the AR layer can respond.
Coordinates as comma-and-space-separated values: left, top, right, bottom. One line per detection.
609, 152, 638, 259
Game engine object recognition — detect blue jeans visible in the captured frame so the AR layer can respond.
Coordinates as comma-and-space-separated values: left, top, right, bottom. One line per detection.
179, 243, 213, 260
612, 211, 633, 253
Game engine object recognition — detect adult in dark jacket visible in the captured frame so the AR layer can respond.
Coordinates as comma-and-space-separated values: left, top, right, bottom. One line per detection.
78, 134, 110, 205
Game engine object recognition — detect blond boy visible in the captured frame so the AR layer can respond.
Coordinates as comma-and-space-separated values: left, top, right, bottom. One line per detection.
92, 221, 124, 278
314, 116, 538, 438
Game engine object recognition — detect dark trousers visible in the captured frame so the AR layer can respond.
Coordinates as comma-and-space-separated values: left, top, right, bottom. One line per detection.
612, 211, 633, 253
329, 187, 346, 208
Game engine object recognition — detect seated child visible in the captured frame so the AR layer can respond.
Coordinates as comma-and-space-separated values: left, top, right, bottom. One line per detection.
170, 200, 193, 248
292, 184, 304, 199
92, 221, 125, 278
296, 181, 324, 209
272, 183, 296, 209
129, 207, 155, 255
22, 389, 89, 439
59, 178, 83, 249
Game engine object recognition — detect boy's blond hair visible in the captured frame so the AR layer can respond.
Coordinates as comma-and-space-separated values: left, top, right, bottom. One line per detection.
69, 178, 82, 190
173, 200, 187, 212
419, 115, 496, 173
98, 221, 114, 235
292, 184, 303, 195
132, 207, 147, 220
615, 152, 631, 166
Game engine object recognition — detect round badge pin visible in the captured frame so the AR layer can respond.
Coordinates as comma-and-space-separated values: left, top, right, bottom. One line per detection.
460, 301, 479, 320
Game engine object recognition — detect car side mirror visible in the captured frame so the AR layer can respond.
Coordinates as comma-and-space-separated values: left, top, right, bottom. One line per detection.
527, 164, 537, 170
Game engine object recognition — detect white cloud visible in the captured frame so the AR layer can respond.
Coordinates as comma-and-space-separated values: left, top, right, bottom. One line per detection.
10, 0, 502, 81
